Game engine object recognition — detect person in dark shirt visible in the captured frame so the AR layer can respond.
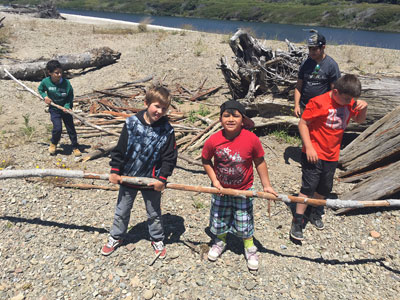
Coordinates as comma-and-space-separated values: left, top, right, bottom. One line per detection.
101, 85, 177, 258
293, 31, 341, 117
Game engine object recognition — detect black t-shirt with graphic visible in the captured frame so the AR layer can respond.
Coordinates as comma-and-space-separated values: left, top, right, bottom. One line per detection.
298, 55, 341, 108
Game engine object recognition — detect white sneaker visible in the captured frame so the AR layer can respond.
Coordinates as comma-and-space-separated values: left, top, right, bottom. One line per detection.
208, 239, 226, 261
245, 246, 259, 271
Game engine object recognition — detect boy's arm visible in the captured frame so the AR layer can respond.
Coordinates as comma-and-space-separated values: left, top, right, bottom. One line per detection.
351, 100, 368, 123
293, 79, 303, 118
38, 80, 52, 105
202, 158, 223, 190
298, 118, 318, 164
253, 157, 277, 196
109, 124, 128, 184
64, 83, 74, 110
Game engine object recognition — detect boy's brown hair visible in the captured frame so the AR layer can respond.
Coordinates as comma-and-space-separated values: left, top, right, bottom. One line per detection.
334, 74, 362, 98
145, 85, 171, 107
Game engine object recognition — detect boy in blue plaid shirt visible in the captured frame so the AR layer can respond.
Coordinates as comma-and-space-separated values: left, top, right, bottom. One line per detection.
202, 100, 277, 271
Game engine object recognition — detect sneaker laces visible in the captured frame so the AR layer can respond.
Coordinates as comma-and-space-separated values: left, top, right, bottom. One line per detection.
107, 236, 120, 248
153, 241, 164, 251
246, 246, 258, 261
211, 240, 225, 253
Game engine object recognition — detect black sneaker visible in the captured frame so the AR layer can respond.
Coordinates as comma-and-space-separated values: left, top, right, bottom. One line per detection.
290, 217, 304, 241
309, 208, 325, 230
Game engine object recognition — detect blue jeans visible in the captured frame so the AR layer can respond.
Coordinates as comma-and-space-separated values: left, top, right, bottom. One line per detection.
110, 185, 164, 241
49, 109, 78, 147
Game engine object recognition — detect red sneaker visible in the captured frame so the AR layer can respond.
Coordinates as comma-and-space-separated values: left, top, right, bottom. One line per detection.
152, 241, 166, 259
101, 236, 122, 256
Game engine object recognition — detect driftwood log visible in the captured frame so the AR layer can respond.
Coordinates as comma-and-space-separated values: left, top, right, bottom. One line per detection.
337, 105, 400, 202
0, 47, 121, 80
1, 169, 400, 209
346, 75, 400, 131
220, 29, 400, 131
0, 2, 64, 19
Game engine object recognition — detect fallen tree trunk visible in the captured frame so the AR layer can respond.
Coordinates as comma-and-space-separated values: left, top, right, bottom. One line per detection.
1, 169, 400, 209
0, 47, 121, 80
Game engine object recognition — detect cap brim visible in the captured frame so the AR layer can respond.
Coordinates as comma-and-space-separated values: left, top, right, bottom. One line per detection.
243, 116, 255, 130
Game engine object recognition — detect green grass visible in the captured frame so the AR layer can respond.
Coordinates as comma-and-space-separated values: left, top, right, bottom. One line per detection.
192, 197, 207, 209
270, 129, 302, 146
187, 105, 210, 122
20, 114, 36, 140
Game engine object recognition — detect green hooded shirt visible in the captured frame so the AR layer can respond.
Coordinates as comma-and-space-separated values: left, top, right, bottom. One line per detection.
38, 77, 74, 110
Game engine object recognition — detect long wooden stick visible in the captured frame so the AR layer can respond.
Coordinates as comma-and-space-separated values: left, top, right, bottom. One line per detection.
4, 68, 119, 137
1, 169, 400, 209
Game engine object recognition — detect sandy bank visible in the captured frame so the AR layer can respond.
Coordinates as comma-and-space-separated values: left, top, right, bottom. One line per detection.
61, 13, 183, 31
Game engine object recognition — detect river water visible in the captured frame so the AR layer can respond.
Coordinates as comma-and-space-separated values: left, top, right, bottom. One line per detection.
60, 8, 400, 50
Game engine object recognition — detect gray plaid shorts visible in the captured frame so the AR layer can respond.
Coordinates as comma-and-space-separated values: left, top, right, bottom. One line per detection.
209, 191, 254, 239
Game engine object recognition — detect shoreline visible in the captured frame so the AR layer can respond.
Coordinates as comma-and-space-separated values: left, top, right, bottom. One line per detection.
61, 13, 183, 32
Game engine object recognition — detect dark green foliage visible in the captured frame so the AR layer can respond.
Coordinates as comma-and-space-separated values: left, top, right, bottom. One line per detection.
0, 0, 399, 32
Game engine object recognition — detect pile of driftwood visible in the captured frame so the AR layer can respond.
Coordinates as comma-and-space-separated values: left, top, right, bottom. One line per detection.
0, 2, 64, 19
58, 77, 222, 163
338, 105, 400, 204
220, 29, 400, 132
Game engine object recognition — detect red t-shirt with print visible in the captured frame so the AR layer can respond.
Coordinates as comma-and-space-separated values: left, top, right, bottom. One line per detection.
301, 91, 359, 161
202, 129, 265, 190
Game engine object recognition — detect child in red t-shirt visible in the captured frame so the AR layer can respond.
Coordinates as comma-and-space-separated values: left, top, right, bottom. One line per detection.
290, 74, 368, 241
202, 100, 277, 271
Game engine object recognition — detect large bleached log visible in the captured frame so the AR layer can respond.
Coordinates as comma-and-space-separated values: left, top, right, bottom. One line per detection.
0, 47, 121, 80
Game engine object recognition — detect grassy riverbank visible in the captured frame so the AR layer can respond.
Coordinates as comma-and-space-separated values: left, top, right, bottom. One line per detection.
2, 0, 400, 32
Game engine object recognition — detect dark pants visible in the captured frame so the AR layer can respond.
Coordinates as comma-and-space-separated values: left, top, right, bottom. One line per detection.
300, 153, 338, 216
50, 109, 78, 147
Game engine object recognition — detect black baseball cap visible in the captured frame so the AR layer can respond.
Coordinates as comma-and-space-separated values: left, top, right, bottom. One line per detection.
220, 100, 255, 129
307, 32, 326, 47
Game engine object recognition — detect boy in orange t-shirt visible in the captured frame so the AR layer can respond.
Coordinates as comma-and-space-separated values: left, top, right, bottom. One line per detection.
290, 74, 368, 241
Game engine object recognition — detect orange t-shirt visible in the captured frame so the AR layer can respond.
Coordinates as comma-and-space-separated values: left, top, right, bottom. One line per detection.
301, 92, 358, 161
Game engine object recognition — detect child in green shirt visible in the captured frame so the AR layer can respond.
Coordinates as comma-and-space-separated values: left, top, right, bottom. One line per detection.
38, 60, 81, 156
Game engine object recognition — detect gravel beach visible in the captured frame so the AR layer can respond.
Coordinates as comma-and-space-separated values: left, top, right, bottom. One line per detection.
0, 12, 400, 300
